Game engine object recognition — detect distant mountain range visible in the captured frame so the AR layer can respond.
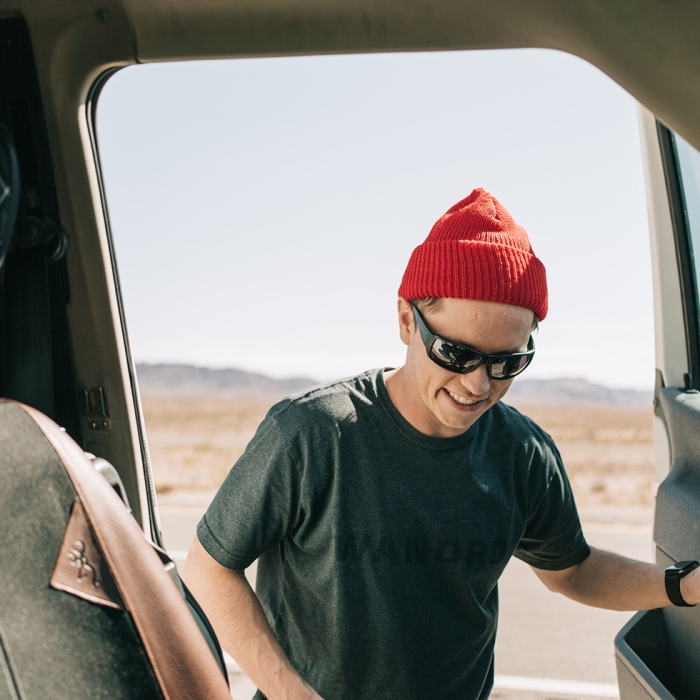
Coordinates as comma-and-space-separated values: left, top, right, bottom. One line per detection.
504, 377, 652, 409
135, 363, 315, 400
136, 363, 652, 408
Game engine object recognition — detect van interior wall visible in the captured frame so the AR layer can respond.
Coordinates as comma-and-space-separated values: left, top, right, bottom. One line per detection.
0, 17, 81, 441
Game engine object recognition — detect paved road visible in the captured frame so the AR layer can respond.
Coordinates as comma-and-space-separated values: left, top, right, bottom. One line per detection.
158, 492, 653, 700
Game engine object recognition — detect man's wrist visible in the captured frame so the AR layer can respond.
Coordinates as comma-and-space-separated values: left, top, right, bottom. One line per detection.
668, 561, 700, 606
278, 682, 322, 700
267, 674, 322, 700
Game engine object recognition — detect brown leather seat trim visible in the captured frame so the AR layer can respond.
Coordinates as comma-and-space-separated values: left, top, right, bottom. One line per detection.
15, 402, 231, 700
50, 498, 125, 610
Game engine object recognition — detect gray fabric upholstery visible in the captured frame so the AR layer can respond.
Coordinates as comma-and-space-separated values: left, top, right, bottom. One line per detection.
0, 402, 163, 699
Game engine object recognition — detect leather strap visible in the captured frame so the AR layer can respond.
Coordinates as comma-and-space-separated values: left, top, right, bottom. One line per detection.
16, 401, 232, 700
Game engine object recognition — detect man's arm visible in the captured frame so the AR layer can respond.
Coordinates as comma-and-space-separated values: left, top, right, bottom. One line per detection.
532, 546, 700, 611
184, 537, 323, 700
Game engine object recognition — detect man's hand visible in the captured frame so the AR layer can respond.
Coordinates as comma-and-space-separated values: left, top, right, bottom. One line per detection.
184, 537, 325, 700
532, 547, 699, 611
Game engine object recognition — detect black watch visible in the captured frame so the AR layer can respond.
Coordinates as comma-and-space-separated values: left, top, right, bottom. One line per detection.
665, 560, 699, 607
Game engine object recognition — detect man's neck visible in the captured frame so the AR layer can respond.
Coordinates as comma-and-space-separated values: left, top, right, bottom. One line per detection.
383, 367, 475, 439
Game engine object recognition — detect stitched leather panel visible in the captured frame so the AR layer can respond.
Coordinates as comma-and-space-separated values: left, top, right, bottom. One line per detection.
18, 403, 232, 700
50, 499, 124, 610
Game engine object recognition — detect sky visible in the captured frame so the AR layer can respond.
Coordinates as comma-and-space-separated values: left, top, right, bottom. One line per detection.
97, 48, 653, 390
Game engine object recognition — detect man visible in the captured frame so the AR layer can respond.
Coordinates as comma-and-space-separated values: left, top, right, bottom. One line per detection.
185, 188, 700, 700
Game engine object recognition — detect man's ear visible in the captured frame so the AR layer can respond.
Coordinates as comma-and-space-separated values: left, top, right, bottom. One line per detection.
397, 298, 414, 346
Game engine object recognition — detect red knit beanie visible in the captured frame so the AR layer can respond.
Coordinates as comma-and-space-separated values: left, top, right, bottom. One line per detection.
398, 188, 548, 320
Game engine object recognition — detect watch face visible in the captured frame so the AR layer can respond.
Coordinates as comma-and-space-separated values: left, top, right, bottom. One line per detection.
669, 560, 699, 575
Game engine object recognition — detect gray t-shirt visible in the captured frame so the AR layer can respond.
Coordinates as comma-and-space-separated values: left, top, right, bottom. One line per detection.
198, 369, 590, 700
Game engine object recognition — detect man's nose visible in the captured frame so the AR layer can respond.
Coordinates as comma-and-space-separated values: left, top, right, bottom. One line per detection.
459, 365, 491, 397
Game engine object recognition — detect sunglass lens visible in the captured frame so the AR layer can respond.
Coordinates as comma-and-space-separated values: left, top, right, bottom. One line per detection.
490, 355, 531, 379
431, 338, 481, 372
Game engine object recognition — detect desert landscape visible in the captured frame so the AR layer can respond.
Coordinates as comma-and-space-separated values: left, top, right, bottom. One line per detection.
138, 365, 655, 511
141, 397, 273, 494
514, 405, 653, 508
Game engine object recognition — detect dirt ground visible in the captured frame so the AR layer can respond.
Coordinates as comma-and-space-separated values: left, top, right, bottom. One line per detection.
142, 398, 655, 507
142, 397, 272, 493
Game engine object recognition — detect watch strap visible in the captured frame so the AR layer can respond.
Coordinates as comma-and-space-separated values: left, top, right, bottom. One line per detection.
665, 560, 699, 607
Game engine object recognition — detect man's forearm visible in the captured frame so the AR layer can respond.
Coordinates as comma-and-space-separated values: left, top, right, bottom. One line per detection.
184, 537, 322, 700
534, 547, 700, 611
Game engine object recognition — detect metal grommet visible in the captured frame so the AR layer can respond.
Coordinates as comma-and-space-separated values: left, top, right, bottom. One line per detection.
48, 227, 68, 263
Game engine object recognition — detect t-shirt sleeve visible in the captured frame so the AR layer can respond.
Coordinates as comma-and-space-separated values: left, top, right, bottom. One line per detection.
514, 439, 591, 571
196, 413, 302, 570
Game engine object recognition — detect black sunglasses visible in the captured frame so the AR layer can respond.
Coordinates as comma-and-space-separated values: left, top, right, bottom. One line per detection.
412, 304, 535, 379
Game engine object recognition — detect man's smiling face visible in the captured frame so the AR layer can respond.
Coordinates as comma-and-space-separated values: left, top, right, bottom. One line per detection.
390, 297, 535, 438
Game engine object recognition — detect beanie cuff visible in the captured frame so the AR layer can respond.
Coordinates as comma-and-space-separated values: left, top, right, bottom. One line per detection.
398, 240, 548, 320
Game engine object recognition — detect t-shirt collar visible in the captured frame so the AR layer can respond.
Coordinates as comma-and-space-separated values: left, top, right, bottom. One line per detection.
374, 368, 481, 451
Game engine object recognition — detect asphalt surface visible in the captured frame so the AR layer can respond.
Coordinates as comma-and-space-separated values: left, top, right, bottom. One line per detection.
158, 492, 653, 700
